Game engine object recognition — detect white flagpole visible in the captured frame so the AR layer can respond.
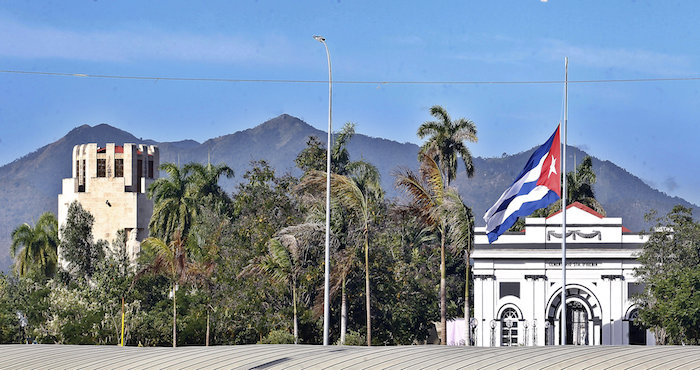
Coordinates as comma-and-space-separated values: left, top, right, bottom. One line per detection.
561, 57, 568, 345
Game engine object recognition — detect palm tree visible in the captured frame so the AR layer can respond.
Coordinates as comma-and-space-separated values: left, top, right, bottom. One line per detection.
299, 160, 382, 346
417, 105, 478, 184
331, 123, 355, 175
148, 163, 197, 243
139, 233, 188, 347
241, 223, 325, 344
295, 122, 356, 176
440, 188, 474, 345
395, 154, 449, 345
11, 212, 59, 278
187, 224, 222, 347
566, 156, 605, 215
185, 161, 234, 214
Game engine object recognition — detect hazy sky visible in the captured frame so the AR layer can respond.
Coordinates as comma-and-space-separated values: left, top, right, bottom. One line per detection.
1, 1, 698, 205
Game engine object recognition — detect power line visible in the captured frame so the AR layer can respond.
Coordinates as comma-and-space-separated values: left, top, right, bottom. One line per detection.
2, 69, 700, 85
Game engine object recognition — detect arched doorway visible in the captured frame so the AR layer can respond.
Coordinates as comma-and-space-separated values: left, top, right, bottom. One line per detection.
545, 286, 602, 345
566, 301, 588, 345
501, 308, 519, 346
627, 309, 646, 345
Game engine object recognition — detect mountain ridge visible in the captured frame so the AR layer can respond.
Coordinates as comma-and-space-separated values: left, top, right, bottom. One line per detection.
1, 114, 697, 271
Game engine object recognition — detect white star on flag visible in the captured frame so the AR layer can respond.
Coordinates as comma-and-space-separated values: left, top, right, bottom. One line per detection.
548, 156, 557, 178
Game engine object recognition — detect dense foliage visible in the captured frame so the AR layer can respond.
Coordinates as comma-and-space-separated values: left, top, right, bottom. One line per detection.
1, 109, 480, 346
635, 205, 700, 344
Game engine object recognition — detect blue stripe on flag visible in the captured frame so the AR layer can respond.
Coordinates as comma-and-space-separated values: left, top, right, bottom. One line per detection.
508, 133, 556, 186
491, 180, 539, 215
486, 189, 560, 243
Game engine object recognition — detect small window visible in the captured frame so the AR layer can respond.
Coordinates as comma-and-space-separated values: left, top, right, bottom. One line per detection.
137, 159, 143, 193
115, 159, 123, 178
75, 160, 79, 178
500, 282, 520, 299
80, 160, 86, 191
97, 159, 106, 177
148, 160, 154, 178
628, 282, 645, 299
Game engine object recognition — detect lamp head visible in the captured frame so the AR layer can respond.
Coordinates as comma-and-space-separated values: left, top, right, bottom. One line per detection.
313, 35, 326, 43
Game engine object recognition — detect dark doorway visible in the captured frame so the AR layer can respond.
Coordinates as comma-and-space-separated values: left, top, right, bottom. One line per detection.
628, 310, 646, 345
563, 301, 588, 345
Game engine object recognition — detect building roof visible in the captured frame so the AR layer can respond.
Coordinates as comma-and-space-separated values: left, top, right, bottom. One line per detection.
97, 146, 124, 154
1, 344, 699, 369
96, 145, 153, 156
547, 201, 604, 219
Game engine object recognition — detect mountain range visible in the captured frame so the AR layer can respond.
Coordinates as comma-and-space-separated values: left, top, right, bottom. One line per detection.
1, 114, 697, 271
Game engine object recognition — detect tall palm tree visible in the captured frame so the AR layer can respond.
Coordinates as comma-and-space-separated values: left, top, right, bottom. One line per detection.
139, 233, 188, 347
148, 163, 197, 243
187, 223, 223, 347
331, 123, 355, 175
185, 161, 234, 214
299, 160, 383, 346
241, 223, 325, 344
11, 212, 59, 278
566, 156, 605, 215
440, 188, 474, 345
395, 154, 449, 345
417, 105, 478, 184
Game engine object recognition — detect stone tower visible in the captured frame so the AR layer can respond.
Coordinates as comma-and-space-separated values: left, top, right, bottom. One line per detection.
58, 143, 159, 262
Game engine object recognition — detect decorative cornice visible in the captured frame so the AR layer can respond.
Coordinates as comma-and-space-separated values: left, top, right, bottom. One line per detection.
474, 274, 495, 280
601, 274, 625, 280
547, 230, 601, 241
525, 274, 548, 280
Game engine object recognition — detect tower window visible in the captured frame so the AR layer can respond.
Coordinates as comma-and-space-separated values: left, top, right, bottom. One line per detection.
97, 159, 106, 178
115, 159, 123, 178
148, 160, 154, 178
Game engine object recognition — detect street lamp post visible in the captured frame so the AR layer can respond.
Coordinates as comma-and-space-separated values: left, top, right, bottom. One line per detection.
314, 34, 332, 346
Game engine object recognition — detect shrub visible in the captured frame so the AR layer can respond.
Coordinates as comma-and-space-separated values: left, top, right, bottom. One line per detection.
260, 329, 295, 344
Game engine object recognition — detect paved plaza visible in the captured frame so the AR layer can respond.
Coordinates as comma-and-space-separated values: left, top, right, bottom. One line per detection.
1, 344, 700, 369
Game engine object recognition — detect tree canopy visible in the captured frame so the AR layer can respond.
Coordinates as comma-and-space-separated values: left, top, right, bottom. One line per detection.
635, 205, 700, 344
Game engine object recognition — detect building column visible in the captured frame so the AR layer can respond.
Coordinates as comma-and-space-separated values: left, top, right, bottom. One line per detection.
475, 274, 496, 346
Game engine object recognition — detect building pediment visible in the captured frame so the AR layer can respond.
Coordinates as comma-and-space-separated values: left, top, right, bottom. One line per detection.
475, 202, 646, 247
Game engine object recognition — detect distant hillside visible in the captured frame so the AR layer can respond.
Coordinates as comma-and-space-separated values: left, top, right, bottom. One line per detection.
1, 114, 697, 271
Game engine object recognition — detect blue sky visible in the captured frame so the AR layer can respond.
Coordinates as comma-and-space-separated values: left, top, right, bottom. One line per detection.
0, 0, 699, 205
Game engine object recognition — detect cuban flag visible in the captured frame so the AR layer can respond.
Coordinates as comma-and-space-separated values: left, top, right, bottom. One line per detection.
483, 125, 561, 243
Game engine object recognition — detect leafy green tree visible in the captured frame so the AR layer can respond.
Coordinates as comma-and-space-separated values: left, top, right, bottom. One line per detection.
215, 161, 305, 344
59, 201, 105, 279
11, 212, 59, 279
91, 231, 138, 345
417, 105, 478, 184
295, 122, 356, 175
0, 274, 51, 344
382, 204, 439, 344
635, 205, 700, 344
295, 136, 327, 174
395, 154, 449, 344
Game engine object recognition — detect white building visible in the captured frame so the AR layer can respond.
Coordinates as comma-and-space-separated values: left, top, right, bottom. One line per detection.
58, 143, 159, 262
472, 202, 654, 346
